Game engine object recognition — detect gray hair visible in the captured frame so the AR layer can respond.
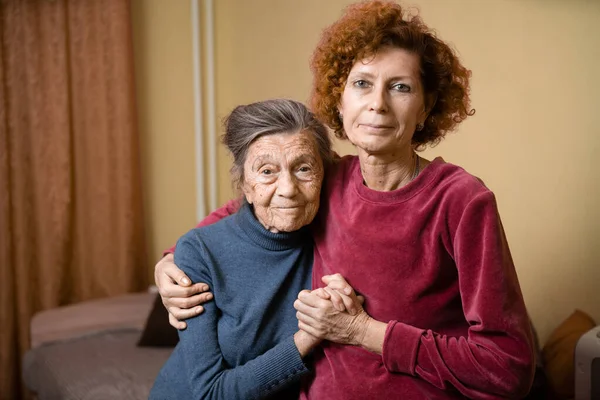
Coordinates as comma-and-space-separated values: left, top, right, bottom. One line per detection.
222, 98, 333, 191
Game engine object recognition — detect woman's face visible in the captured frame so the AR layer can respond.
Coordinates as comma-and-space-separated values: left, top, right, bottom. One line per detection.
338, 46, 428, 156
242, 130, 324, 233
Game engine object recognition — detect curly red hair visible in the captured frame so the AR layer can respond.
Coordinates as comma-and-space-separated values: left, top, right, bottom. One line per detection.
310, 0, 475, 148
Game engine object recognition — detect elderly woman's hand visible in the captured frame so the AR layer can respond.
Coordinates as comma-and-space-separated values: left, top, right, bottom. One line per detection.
321, 273, 365, 315
155, 253, 213, 329
294, 282, 370, 347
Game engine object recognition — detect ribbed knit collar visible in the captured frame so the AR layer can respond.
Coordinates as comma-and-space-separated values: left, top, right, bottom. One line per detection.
234, 201, 310, 251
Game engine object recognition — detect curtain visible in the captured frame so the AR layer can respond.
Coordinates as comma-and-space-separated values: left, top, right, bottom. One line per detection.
0, 0, 148, 398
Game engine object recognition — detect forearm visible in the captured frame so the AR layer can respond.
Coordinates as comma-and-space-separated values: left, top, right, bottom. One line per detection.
294, 329, 321, 357
357, 317, 387, 355
381, 321, 534, 398
183, 327, 310, 400
393, 191, 534, 397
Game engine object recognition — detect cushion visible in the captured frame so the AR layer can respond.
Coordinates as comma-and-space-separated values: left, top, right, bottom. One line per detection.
30, 292, 155, 349
137, 294, 179, 347
542, 309, 596, 399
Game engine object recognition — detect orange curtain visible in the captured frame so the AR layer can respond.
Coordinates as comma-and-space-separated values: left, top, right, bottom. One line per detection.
0, 1, 148, 398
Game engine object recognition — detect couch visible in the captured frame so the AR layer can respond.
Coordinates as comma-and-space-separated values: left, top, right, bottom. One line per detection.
22, 290, 597, 400
22, 291, 172, 400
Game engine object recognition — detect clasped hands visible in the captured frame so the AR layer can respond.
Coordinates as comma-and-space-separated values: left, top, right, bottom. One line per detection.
155, 254, 371, 348
294, 273, 371, 347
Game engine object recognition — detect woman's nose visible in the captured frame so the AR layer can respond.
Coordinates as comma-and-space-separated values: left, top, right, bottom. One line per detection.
368, 87, 388, 113
276, 172, 299, 198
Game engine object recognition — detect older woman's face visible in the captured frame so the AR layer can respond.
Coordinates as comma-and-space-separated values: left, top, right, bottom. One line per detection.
242, 131, 324, 233
338, 46, 428, 156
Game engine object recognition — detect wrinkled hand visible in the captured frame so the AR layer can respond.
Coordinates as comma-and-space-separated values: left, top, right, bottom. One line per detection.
154, 253, 213, 329
293, 328, 322, 358
294, 278, 370, 346
321, 273, 364, 315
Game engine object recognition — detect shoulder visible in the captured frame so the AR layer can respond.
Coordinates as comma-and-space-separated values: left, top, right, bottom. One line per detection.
427, 160, 502, 230
182, 212, 239, 245
174, 216, 237, 280
429, 159, 494, 205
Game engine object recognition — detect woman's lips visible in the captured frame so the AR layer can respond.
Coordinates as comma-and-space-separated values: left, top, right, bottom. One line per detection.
360, 123, 395, 132
275, 206, 304, 212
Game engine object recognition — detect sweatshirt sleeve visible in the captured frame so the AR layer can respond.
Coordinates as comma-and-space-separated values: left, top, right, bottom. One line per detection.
174, 233, 309, 400
163, 198, 242, 255
381, 191, 535, 399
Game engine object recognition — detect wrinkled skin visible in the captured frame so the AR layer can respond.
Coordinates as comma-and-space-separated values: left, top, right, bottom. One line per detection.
242, 130, 324, 233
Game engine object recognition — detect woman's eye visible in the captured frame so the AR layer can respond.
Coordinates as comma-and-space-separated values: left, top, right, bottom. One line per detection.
260, 169, 272, 175
353, 80, 369, 88
392, 83, 410, 92
298, 166, 311, 173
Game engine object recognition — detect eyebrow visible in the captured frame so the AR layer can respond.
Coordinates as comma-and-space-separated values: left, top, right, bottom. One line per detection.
250, 153, 319, 170
348, 70, 415, 82
290, 154, 319, 165
251, 155, 275, 170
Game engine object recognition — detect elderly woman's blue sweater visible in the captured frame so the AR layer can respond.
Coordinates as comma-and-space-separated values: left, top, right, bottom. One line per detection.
150, 202, 313, 400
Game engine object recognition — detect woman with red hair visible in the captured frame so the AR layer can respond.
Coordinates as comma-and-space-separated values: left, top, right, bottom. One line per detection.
155, 1, 535, 398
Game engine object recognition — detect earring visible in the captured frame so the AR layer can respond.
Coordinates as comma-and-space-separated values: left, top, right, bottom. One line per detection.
416, 123, 424, 131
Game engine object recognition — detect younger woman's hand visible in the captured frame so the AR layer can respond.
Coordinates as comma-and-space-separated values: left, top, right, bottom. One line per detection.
154, 253, 213, 329
321, 273, 364, 315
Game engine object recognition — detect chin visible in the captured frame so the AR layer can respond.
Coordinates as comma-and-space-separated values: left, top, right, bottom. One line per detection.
272, 215, 313, 233
272, 221, 305, 233
359, 142, 402, 156
352, 137, 393, 153
266, 207, 318, 233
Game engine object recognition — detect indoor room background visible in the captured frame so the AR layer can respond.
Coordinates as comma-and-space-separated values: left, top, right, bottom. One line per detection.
132, 0, 600, 346
2, 1, 598, 399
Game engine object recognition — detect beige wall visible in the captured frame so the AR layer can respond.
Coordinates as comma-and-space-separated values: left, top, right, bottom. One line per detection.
132, 0, 600, 342
131, 0, 197, 272
416, 0, 600, 342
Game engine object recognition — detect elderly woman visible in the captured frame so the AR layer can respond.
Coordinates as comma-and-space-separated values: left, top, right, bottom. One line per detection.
155, 1, 535, 398
149, 99, 337, 400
